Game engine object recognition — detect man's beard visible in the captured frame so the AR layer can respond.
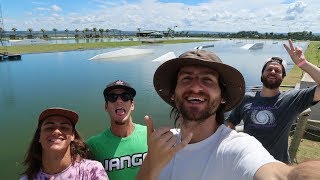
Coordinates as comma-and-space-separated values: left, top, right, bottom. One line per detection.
261, 75, 282, 89
175, 92, 220, 123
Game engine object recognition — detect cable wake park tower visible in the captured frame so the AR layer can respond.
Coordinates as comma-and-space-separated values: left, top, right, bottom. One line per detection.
0, 4, 21, 60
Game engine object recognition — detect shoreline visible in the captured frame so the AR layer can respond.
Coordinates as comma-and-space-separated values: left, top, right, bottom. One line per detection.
4, 38, 213, 55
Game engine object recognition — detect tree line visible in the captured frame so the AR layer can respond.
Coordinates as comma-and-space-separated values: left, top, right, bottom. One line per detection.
1, 27, 320, 41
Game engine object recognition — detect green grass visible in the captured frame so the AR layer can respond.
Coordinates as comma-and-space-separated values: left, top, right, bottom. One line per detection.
4, 39, 213, 54
285, 41, 320, 163
291, 135, 320, 163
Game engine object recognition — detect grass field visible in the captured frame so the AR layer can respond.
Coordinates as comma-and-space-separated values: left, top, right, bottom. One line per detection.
284, 41, 320, 163
4, 39, 213, 54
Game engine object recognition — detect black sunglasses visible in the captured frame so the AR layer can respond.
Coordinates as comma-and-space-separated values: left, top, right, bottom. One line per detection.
105, 93, 132, 103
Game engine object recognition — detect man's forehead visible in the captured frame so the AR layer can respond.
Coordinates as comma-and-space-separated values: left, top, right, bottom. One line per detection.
178, 66, 219, 75
266, 62, 282, 68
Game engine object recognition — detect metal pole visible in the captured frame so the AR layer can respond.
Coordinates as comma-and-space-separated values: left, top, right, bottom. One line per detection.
317, 46, 320, 67
289, 108, 311, 162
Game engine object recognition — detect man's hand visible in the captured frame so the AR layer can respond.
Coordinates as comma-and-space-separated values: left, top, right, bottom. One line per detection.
145, 115, 192, 169
136, 115, 192, 180
283, 39, 307, 66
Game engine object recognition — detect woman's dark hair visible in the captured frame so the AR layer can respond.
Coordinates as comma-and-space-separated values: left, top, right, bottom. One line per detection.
21, 120, 90, 180
170, 71, 227, 128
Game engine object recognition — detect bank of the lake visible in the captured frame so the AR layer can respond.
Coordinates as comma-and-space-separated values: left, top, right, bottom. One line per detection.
5, 39, 213, 54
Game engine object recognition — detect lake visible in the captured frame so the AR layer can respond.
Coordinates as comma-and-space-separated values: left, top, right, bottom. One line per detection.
0, 39, 308, 179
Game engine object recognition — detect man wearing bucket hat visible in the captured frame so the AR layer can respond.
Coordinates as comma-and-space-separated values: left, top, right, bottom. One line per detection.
86, 80, 147, 180
136, 48, 320, 180
20, 107, 108, 180
227, 39, 320, 163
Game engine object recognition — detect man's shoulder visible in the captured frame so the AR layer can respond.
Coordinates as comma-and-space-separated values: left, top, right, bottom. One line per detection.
134, 123, 147, 128
134, 123, 147, 132
244, 91, 258, 98
86, 130, 107, 144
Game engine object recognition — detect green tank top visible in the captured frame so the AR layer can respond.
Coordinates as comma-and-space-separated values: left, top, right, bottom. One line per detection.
86, 123, 148, 180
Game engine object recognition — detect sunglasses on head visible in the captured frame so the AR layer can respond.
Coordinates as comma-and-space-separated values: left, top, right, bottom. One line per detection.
105, 93, 132, 103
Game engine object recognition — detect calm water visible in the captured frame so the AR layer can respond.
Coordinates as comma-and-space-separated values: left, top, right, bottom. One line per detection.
0, 39, 308, 179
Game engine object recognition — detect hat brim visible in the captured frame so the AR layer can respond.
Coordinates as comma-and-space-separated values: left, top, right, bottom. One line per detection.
39, 108, 79, 125
153, 57, 245, 112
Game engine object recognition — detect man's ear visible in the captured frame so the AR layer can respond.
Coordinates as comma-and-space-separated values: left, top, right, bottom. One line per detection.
171, 95, 175, 101
105, 102, 108, 110
131, 100, 135, 110
71, 133, 75, 141
221, 98, 226, 104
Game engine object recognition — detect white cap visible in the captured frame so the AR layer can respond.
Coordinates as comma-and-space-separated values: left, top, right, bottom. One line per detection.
264, 57, 287, 69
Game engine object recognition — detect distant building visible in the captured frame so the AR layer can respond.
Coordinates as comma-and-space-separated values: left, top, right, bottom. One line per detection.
137, 30, 164, 38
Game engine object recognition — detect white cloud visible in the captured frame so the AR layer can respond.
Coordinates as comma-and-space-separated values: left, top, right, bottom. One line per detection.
5, 0, 320, 33
287, 1, 307, 14
35, 7, 50, 11
51, 5, 62, 12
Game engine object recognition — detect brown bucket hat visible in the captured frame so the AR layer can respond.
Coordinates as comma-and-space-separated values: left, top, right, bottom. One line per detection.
38, 107, 79, 125
153, 49, 245, 112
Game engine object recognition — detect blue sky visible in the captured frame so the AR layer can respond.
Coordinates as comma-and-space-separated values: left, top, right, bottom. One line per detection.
1, 0, 319, 33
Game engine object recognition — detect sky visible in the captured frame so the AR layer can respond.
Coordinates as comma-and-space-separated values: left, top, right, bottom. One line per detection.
1, 0, 319, 33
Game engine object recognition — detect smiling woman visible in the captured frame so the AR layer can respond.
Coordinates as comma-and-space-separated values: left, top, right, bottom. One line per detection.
19, 107, 109, 180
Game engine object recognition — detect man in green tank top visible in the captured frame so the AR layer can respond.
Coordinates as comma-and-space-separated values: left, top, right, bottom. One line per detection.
87, 80, 148, 180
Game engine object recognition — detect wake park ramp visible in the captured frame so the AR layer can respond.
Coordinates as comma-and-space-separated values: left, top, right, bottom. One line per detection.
152, 52, 176, 63
241, 43, 264, 50
89, 48, 154, 60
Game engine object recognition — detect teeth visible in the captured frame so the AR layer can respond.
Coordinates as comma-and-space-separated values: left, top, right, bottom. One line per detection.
187, 97, 204, 102
49, 138, 63, 142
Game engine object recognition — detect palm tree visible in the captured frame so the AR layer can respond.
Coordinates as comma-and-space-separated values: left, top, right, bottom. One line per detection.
167, 27, 172, 37
105, 29, 110, 37
92, 27, 97, 37
0, 27, 4, 38
11, 27, 17, 39
27, 28, 33, 39
65, 29, 69, 39
52, 28, 58, 44
75, 29, 80, 38
84, 28, 89, 38
52, 28, 58, 39
99, 28, 104, 38
0, 27, 4, 46
137, 28, 141, 37
40, 28, 46, 38
27, 28, 33, 35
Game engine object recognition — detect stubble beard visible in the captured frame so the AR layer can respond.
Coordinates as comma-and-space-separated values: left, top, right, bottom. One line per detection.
175, 94, 220, 124
261, 75, 282, 89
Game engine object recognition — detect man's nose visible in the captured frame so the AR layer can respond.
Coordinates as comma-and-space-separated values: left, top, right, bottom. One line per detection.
189, 78, 203, 92
52, 128, 62, 135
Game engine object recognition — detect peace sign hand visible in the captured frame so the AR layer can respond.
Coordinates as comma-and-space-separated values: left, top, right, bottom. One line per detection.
283, 39, 307, 66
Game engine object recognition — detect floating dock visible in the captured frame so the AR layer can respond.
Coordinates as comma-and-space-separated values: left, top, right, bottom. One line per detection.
0, 53, 22, 61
